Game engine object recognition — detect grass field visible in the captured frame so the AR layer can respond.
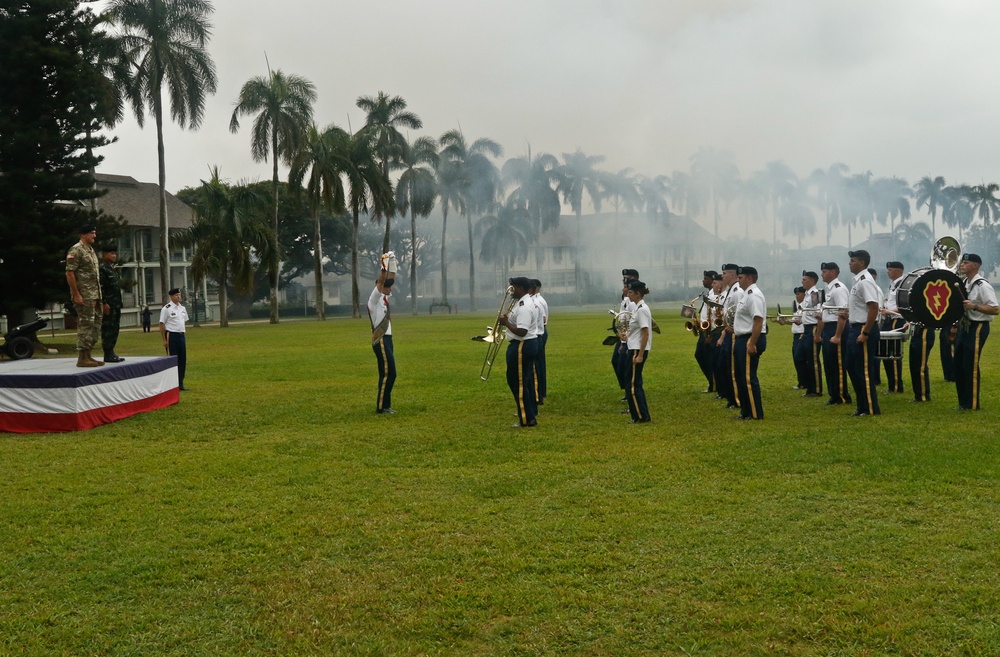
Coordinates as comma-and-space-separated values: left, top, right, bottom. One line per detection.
3, 308, 1000, 656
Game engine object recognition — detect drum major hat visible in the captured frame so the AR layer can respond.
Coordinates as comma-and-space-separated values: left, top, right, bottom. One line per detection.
962, 253, 982, 264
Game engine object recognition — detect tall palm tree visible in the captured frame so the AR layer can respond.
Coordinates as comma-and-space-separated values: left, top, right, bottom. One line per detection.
636, 174, 671, 224
87, 13, 133, 210
808, 163, 849, 246
733, 176, 767, 239
841, 171, 874, 248
778, 179, 817, 251
968, 182, 1000, 227
477, 199, 535, 284
178, 167, 272, 328
690, 147, 739, 248
502, 150, 563, 271
229, 69, 316, 324
557, 150, 605, 302
750, 160, 796, 258
339, 131, 393, 317
288, 124, 348, 321
106, 0, 218, 301
871, 176, 912, 253
434, 157, 465, 306
914, 175, 947, 239
394, 136, 438, 314
439, 130, 503, 311
357, 92, 423, 253
942, 185, 975, 241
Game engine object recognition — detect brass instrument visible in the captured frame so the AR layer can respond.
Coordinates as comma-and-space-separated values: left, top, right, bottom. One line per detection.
931, 236, 961, 273
472, 285, 516, 381
608, 309, 633, 341
685, 318, 711, 333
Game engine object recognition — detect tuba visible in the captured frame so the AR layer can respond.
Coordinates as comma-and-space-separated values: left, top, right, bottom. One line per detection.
931, 235, 961, 273
473, 286, 516, 381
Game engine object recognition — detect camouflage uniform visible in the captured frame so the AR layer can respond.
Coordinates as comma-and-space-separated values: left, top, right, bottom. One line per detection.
99, 258, 123, 358
66, 240, 102, 351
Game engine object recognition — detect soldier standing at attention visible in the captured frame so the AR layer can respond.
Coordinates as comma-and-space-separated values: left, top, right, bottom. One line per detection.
65, 224, 104, 367
159, 288, 190, 391
846, 250, 881, 416
99, 243, 125, 362
880, 261, 906, 393
819, 262, 851, 406
954, 253, 999, 410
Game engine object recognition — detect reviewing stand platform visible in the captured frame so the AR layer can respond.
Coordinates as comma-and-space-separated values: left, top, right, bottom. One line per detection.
0, 356, 179, 433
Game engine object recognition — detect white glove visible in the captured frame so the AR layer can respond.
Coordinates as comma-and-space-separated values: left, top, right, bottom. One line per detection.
386, 252, 398, 274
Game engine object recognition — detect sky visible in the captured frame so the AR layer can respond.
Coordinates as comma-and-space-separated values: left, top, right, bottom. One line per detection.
93, 0, 1000, 247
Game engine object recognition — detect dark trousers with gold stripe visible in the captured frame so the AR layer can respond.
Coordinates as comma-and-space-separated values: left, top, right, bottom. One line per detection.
881, 318, 905, 393
908, 325, 935, 401
821, 323, 851, 404
695, 333, 715, 391
372, 335, 396, 411
734, 334, 766, 419
940, 328, 956, 381
795, 325, 823, 394
955, 321, 990, 410
846, 324, 880, 415
534, 328, 548, 402
626, 349, 650, 422
507, 338, 538, 425
715, 332, 738, 407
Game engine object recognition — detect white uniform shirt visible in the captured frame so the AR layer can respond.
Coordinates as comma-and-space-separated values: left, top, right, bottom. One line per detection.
723, 283, 744, 326
159, 301, 189, 333
367, 286, 392, 336
706, 289, 723, 329
884, 275, 903, 319
626, 299, 652, 351
965, 273, 998, 322
699, 289, 712, 324
849, 270, 881, 324
823, 279, 849, 323
791, 301, 804, 335
734, 283, 766, 335
527, 294, 545, 338
801, 286, 821, 326
505, 295, 538, 342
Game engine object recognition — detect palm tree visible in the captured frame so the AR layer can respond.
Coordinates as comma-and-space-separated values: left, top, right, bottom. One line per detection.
229, 69, 316, 324
356, 92, 423, 253
733, 176, 767, 239
942, 184, 975, 241
778, 180, 817, 251
178, 168, 272, 328
808, 163, 849, 246
557, 150, 605, 302
434, 157, 465, 306
750, 160, 796, 258
690, 147, 739, 248
636, 175, 671, 224
394, 136, 438, 314
872, 177, 912, 252
968, 182, 1000, 227
439, 130, 503, 311
477, 199, 535, 284
288, 124, 348, 321
602, 168, 641, 224
841, 171, 875, 248
340, 131, 393, 317
914, 175, 947, 239
502, 149, 563, 271
106, 0, 218, 301
87, 13, 133, 210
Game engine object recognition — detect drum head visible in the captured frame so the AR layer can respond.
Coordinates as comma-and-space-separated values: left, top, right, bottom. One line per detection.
896, 267, 965, 328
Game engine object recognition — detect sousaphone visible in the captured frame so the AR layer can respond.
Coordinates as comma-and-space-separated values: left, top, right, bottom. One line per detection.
896, 236, 965, 328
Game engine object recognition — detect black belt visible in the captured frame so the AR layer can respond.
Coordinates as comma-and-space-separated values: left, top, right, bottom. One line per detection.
850, 322, 863, 327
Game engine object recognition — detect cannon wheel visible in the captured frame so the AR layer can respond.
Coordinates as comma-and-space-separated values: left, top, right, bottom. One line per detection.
5, 336, 35, 360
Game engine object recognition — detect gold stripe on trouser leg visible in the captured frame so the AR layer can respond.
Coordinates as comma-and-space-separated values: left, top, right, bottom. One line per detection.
629, 350, 640, 410
377, 340, 388, 408
533, 363, 540, 403
862, 340, 874, 412
813, 341, 822, 393
517, 341, 527, 423
972, 324, 983, 409
837, 343, 848, 402
745, 346, 758, 418
729, 339, 740, 407
918, 328, 930, 401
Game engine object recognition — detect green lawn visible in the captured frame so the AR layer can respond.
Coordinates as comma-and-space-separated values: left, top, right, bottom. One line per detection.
3, 309, 999, 656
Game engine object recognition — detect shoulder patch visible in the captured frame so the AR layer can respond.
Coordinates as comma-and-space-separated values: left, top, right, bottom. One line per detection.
518, 300, 524, 306
747, 289, 754, 294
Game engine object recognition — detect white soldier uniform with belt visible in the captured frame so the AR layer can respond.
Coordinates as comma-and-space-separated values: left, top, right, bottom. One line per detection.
955, 253, 999, 410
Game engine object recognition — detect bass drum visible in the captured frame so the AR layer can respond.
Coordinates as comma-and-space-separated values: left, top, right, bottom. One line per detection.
896, 266, 965, 328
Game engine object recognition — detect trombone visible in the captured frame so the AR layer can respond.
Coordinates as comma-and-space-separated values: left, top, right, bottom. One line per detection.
472, 285, 516, 381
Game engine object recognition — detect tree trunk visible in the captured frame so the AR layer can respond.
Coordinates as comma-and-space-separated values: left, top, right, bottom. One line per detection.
219, 264, 229, 328
466, 211, 476, 311
351, 208, 361, 318
440, 207, 449, 304
155, 92, 170, 303
575, 209, 582, 305
410, 189, 418, 315
269, 132, 280, 324
313, 208, 325, 320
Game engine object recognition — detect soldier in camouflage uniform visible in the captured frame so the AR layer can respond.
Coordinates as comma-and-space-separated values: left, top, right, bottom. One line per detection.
65, 225, 104, 367
99, 243, 125, 362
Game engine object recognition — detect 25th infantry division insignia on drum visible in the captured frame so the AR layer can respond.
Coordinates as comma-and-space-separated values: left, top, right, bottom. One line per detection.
923, 280, 952, 322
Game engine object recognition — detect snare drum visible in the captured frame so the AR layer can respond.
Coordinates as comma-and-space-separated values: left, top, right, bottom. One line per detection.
876, 329, 907, 360
896, 267, 965, 328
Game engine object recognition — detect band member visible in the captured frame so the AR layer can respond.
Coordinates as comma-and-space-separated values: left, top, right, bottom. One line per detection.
705, 273, 724, 394
846, 250, 881, 416
715, 263, 743, 409
819, 261, 852, 405
733, 266, 767, 420
368, 252, 397, 414
798, 270, 823, 396
695, 270, 718, 392
529, 279, 548, 404
500, 277, 539, 426
940, 328, 956, 382
908, 321, 936, 402
624, 279, 652, 423
790, 286, 807, 390
867, 268, 881, 386
880, 261, 906, 393
954, 253, 998, 410
613, 269, 639, 403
